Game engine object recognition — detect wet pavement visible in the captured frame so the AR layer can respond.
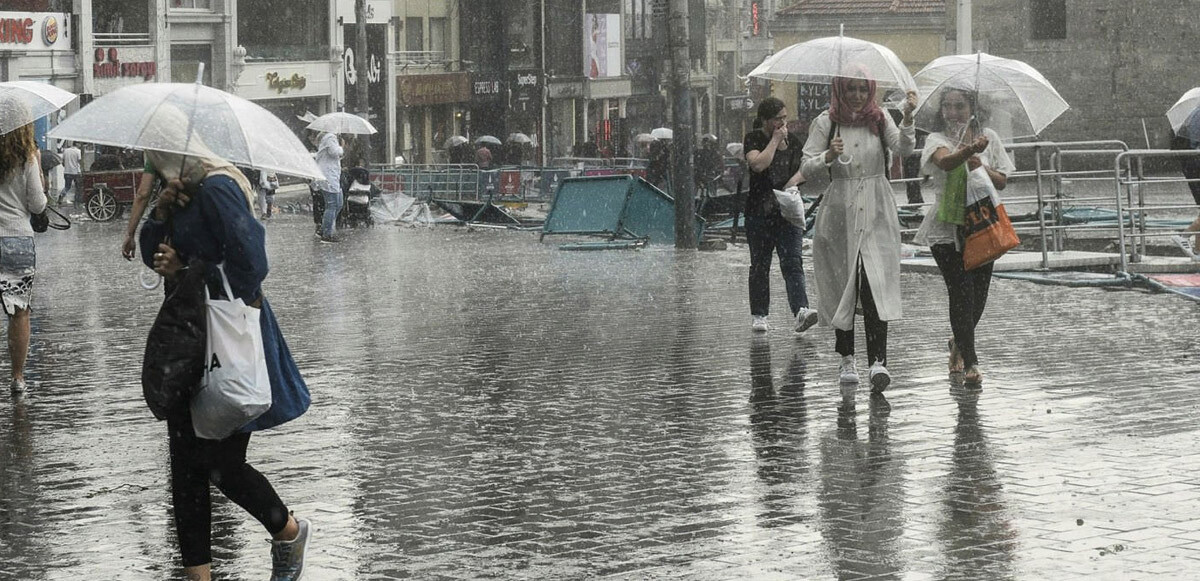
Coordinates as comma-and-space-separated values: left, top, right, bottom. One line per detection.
2, 214, 1199, 580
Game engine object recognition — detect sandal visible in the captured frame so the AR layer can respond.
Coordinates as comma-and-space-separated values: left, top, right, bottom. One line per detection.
948, 338, 964, 373
964, 364, 983, 384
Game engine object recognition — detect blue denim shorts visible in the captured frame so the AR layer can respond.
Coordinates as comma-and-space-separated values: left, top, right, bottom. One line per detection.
0, 236, 35, 315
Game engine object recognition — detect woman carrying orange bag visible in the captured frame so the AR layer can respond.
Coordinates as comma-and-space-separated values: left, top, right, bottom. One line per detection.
914, 88, 1014, 385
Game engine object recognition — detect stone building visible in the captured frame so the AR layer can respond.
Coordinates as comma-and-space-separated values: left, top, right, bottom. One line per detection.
961, 0, 1200, 147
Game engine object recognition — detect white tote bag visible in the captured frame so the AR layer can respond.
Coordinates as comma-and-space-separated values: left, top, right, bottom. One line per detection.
772, 187, 806, 227
190, 264, 271, 440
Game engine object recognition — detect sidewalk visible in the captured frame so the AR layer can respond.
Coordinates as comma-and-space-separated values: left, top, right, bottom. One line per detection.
3, 219, 1199, 579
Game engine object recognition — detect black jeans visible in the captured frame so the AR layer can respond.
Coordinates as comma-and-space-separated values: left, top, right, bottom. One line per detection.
931, 243, 994, 367
746, 214, 809, 317
834, 261, 888, 366
168, 415, 289, 567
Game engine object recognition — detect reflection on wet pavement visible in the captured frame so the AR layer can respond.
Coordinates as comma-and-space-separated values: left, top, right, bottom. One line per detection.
1, 217, 1199, 579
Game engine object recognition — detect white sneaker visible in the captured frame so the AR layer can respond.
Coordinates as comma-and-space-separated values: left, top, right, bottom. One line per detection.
869, 362, 891, 393
794, 307, 818, 333
838, 355, 859, 383
751, 316, 769, 332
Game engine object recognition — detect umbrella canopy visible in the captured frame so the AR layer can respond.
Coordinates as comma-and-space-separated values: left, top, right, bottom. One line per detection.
307, 111, 377, 135
913, 52, 1069, 141
507, 132, 532, 144
748, 34, 916, 106
296, 111, 319, 124
650, 127, 673, 140
475, 135, 501, 146
634, 133, 654, 143
1167, 87, 1200, 142
48, 82, 321, 180
726, 142, 744, 157
444, 135, 469, 148
0, 81, 76, 135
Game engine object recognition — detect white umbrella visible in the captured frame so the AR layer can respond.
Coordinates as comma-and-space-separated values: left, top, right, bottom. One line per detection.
507, 132, 532, 144
726, 142, 744, 157
48, 82, 321, 180
913, 52, 1069, 141
1167, 87, 1200, 142
475, 135, 501, 146
306, 111, 377, 135
0, 81, 76, 135
748, 31, 916, 107
634, 133, 654, 143
650, 127, 673, 140
444, 135, 469, 148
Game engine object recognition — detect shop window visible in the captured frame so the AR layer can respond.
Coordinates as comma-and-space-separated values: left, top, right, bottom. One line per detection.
429, 18, 447, 60
1030, 0, 1066, 40
93, 0, 150, 37
172, 0, 212, 9
405, 18, 424, 53
171, 44, 212, 85
238, 0, 329, 61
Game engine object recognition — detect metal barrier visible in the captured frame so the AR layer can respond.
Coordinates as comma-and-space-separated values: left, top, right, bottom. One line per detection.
1113, 149, 1200, 271
371, 162, 653, 204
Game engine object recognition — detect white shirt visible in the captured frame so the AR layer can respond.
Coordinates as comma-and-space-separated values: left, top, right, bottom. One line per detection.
0, 159, 48, 236
62, 146, 81, 175
915, 127, 1015, 247
314, 132, 344, 193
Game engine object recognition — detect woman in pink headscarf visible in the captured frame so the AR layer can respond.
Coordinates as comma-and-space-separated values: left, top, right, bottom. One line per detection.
800, 70, 917, 392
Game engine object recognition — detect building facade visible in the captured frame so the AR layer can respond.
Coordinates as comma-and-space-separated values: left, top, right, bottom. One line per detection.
963, 0, 1200, 147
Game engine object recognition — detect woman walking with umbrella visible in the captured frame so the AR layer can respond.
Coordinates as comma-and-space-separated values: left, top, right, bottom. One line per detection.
914, 89, 1013, 385
0, 94, 48, 394
800, 70, 917, 390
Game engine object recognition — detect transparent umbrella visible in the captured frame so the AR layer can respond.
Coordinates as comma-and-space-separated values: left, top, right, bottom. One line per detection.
634, 133, 654, 143
748, 28, 916, 107
475, 135, 502, 146
1167, 87, 1200, 142
0, 81, 76, 135
650, 127, 673, 140
507, 132, 532, 144
306, 111, 377, 135
47, 82, 321, 179
913, 52, 1069, 141
444, 135, 469, 148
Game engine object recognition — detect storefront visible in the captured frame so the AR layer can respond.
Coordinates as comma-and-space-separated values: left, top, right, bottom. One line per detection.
343, 21, 389, 165
507, 69, 542, 149
396, 72, 470, 165
234, 61, 336, 143
467, 71, 505, 142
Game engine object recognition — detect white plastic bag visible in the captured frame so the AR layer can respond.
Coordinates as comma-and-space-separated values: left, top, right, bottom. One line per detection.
773, 187, 806, 227
190, 264, 271, 440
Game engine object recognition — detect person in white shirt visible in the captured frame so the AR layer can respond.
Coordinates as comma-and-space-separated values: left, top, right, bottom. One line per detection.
314, 131, 344, 242
58, 142, 81, 205
0, 96, 48, 394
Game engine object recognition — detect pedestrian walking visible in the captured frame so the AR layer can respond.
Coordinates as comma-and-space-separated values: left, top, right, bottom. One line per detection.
139, 143, 312, 581
314, 131, 344, 242
1170, 130, 1200, 251
39, 146, 60, 198
0, 96, 47, 394
743, 97, 817, 335
799, 72, 916, 391
914, 88, 1014, 385
58, 141, 80, 205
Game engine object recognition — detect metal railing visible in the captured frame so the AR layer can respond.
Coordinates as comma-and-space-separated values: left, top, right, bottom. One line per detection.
369, 161, 659, 204
1113, 149, 1200, 271
94, 32, 152, 46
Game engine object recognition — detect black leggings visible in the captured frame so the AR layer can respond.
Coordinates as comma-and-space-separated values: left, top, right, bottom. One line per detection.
834, 260, 888, 366
931, 243, 994, 367
168, 415, 289, 567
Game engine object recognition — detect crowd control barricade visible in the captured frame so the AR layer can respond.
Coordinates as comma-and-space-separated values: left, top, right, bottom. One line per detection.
1113, 149, 1200, 270
373, 163, 481, 201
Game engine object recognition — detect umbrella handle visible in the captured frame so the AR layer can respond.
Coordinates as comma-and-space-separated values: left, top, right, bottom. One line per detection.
833, 125, 852, 165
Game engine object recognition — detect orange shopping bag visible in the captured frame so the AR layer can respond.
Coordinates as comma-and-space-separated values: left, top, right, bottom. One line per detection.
961, 166, 1019, 270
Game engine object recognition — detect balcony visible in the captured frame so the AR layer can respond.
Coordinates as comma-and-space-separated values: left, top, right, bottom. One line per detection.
93, 32, 152, 47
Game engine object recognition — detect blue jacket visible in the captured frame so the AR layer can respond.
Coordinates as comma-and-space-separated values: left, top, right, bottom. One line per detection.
141, 175, 310, 432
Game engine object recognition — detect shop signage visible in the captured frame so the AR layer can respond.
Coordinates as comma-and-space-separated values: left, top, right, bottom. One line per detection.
724, 94, 754, 111
472, 73, 504, 99
93, 48, 156, 80
509, 70, 541, 113
266, 72, 307, 94
0, 12, 70, 50
547, 81, 582, 99
398, 72, 470, 106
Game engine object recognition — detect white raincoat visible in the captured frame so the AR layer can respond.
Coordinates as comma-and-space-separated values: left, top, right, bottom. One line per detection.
801, 111, 914, 330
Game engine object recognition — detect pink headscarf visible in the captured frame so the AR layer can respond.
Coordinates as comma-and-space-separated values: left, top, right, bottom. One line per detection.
828, 69, 886, 136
